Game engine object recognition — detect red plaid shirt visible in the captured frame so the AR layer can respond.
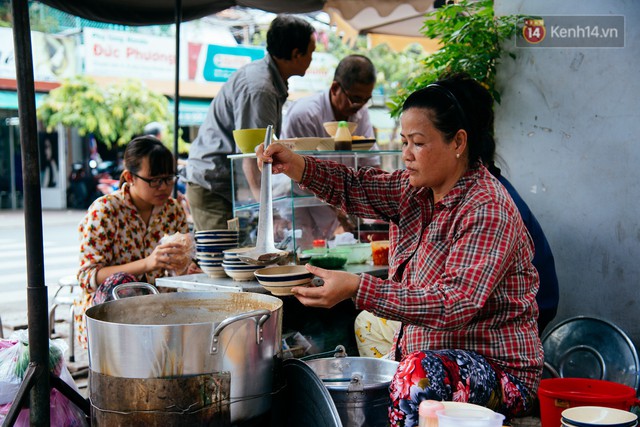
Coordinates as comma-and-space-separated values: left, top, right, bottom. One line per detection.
300, 157, 544, 392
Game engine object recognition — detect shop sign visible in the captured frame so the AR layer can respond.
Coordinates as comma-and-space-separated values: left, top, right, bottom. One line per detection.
0, 27, 76, 81
84, 28, 176, 79
197, 44, 265, 83
289, 52, 338, 93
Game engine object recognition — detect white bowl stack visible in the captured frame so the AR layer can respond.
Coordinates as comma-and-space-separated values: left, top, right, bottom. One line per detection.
561, 407, 638, 427
222, 247, 263, 281
195, 230, 239, 278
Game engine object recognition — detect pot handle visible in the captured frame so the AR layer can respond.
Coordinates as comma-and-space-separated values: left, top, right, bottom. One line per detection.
112, 282, 159, 300
210, 309, 271, 354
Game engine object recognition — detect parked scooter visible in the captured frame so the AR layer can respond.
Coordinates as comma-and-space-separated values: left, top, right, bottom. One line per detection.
67, 163, 101, 209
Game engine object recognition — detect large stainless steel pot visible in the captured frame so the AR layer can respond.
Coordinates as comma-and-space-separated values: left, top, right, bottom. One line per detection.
85, 291, 283, 423
305, 356, 399, 427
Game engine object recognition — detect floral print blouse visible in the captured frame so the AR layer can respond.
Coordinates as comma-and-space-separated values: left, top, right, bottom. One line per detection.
77, 183, 188, 294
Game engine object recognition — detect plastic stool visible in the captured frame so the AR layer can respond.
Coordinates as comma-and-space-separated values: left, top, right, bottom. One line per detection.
49, 274, 81, 362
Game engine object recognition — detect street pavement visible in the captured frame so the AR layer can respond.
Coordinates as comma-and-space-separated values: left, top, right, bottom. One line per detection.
0, 209, 85, 334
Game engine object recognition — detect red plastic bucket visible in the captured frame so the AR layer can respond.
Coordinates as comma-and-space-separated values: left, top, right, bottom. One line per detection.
538, 378, 640, 427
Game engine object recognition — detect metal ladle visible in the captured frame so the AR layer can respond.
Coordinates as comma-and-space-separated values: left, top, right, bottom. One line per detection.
238, 124, 287, 266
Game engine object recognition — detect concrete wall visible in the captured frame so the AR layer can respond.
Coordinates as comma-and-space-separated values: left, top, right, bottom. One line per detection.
494, 0, 640, 351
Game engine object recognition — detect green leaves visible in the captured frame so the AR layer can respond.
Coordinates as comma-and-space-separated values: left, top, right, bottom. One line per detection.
388, 0, 520, 117
36, 75, 188, 152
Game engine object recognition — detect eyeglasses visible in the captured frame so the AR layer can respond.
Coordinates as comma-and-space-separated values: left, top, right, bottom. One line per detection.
131, 172, 177, 189
337, 82, 372, 106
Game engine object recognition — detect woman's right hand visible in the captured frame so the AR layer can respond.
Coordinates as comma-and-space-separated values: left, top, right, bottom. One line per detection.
146, 242, 185, 273
256, 142, 306, 182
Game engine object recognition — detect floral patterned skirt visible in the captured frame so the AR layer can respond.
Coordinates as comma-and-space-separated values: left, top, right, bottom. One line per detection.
389, 349, 535, 427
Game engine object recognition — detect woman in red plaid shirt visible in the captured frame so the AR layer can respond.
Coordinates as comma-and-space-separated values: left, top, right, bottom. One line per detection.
257, 74, 543, 425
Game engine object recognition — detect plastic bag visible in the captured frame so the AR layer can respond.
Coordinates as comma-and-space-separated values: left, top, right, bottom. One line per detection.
0, 338, 21, 405
0, 330, 87, 426
159, 232, 195, 276
0, 388, 88, 427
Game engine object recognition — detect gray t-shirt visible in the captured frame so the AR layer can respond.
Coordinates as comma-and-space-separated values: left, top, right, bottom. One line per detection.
186, 55, 288, 196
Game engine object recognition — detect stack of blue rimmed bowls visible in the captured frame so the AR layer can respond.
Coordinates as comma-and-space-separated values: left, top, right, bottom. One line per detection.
194, 230, 239, 277
221, 247, 263, 281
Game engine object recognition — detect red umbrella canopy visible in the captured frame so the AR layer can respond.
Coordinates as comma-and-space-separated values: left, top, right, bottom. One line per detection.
37, 0, 325, 25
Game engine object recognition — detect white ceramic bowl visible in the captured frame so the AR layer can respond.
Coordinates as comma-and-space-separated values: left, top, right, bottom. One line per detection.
223, 270, 258, 282
220, 258, 245, 265
276, 138, 327, 151
562, 406, 638, 427
198, 260, 223, 267
323, 121, 357, 137
222, 262, 262, 282
223, 247, 256, 257
195, 229, 239, 237
200, 265, 226, 278
196, 243, 238, 253
195, 236, 238, 243
562, 423, 638, 427
197, 253, 224, 261
254, 265, 313, 296
222, 263, 262, 271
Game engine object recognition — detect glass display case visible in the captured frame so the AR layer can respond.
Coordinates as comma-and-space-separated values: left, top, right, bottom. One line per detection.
229, 150, 403, 253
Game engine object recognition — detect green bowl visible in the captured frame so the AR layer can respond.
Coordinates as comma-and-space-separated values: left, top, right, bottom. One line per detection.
233, 128, 267, 154
332, 243, 371, 264
308, 255, 347, 269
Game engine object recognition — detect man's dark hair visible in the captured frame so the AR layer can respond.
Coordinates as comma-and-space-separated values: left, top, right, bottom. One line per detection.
334, 55, 376, 89
266, 15, 315, 60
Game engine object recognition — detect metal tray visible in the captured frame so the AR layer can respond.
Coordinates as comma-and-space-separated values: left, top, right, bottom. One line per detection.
542, 316, 640, 391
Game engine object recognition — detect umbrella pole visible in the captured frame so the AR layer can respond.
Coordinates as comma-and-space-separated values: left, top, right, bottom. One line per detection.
173, 0, 181, 198
8, 0, 51, 425
6, 0, 88, 424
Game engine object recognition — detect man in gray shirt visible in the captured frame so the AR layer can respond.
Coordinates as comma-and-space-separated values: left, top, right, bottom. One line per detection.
186, 15, 316, 231
282, 54, 376, 139
281, 55, 378, 248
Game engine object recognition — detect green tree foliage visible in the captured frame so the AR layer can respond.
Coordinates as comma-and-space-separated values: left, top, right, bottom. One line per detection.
387, 0, 519, 117
37, 75, 187, 153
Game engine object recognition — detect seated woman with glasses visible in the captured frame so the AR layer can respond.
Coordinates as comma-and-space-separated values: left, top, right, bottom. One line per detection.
74, 136, 198, 346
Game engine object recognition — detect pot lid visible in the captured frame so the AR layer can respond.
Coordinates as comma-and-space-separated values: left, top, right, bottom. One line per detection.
542, 316, 640, 391
279, 359, 342, 427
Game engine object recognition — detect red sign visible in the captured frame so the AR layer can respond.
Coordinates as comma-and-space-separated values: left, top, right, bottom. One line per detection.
522, 19, 546, 44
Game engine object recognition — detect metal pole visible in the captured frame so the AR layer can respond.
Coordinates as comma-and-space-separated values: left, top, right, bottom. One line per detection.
9, 0, 50, 425
173, 0, 182, 199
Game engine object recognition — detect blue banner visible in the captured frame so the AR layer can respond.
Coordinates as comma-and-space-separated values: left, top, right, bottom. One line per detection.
202, 45, 265, 82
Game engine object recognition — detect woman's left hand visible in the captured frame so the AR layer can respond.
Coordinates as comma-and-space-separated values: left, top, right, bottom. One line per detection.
291, 264, 360, 308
